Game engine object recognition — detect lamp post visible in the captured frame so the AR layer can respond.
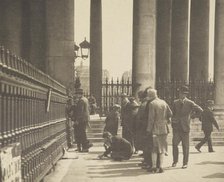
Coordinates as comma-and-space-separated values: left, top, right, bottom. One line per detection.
74, 37, 90, 90
74, 37, 91, 61
66, 38, 90, 148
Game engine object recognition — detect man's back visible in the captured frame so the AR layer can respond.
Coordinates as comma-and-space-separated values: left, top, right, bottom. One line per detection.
111, 136, 133, 153
147, 98, 172, 135
76, 96, 90, 122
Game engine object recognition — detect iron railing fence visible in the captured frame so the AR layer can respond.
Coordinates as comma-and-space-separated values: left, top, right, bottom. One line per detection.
0, 45, 68, 182
101, 77, 132, 115
156, 80, 215, 109
99, 78, 214, 116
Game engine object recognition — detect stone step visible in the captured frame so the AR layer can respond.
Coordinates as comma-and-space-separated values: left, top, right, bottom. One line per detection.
87, 118, 224, 146
88, 137, 224, 146
89, 123, 105, 127
88, 137, 104, 143
90, 121, 104, 124
87, 130, 122, 137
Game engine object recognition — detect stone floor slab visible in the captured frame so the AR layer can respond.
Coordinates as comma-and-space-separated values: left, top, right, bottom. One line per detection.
45, 145, 224, 182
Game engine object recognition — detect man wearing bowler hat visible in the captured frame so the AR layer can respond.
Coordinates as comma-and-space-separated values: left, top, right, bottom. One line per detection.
195, 100, 219, 153
74, 88, 92, 152
171, 85, 203, 169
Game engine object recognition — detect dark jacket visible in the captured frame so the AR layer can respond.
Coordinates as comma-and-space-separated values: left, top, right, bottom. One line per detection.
172, 98, 203, 132
103, 136, 133, 159
104, 111, 120, 136
200, 108, 219, 132
121, 101, 139, 131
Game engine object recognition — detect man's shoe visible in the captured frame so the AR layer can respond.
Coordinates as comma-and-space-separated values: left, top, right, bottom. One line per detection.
158, 168, 164, 173
182, 164, 188, 169
138, 162, 147, 167
209, 150, 215, 153
75, 147, 82, 152
81, 149, 89, 153
195, 146, 201, 152
142, 165, 151, 170
172, 162, 177, 167
87, 143, 93, 149
148, 167, 157, 173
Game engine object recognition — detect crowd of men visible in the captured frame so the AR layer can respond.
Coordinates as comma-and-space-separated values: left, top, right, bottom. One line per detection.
100, 85, 219, 173
66, 85, 219, 173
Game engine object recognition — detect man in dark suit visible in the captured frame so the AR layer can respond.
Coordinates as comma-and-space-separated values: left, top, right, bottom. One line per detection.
171, 86, 203, 169
74, 88, 92, 152
195, 100, 219, 152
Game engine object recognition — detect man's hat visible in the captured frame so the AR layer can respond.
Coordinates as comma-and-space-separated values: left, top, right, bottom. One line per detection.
102, 131, 112, 139
178, 85, 189, 94
121, 93, 128, 97
112, 104, 121, 109
129, 96, 135, 101
206, 100, 214, 106
75, 88, 84, 94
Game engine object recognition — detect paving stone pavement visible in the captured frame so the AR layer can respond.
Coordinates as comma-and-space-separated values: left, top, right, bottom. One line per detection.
44, 145, 224, 182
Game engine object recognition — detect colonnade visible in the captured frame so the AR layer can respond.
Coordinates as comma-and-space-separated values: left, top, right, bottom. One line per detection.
90, 0, 224, 107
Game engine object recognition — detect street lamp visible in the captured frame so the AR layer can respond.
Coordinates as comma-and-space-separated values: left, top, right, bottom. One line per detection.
74, 37, 91, 60
73, 37, 90, 91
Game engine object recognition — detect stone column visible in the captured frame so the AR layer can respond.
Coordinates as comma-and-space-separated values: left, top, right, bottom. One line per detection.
0, 0, 22, 56
45, 0, 74, 87
20, 0, 46, 72
132, 0, 156, 95
90, 0, 102, 107
171, 0, 190, 82
156, 0, 172, 81
189, 0, 209, 81
214, 0, 224, 106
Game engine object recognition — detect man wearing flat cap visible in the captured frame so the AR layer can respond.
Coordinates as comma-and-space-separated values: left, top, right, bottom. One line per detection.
74, 88, 92, 152
195, 100, 219, 153
98, 132, 133, 161
171, 85, 203, 169
104, 104, 121, 136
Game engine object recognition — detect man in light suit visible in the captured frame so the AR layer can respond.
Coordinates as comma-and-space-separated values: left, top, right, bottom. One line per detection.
171, 86, 203, 169
146, 88, 172, 173
74, 88, 92, 152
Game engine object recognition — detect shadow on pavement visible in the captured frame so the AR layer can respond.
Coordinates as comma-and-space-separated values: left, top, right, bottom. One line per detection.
189, 151, 202, 154
203, 173, 224, 178
86, 160, 184, 178
87, 167, 148, 178
88, 162, 138, 169
196, 161, 224, 165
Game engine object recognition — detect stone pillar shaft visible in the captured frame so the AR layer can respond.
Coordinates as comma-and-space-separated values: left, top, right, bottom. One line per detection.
190, 0, 209, 81
132, 0, 156, 95
21, 0, 46, 71
214, 0, 224, 106
156, 0, 172, 81
45, 0, 74, 87
0, 0, 22, 56
171, 0, 190, 82
90, 0, 102, 106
